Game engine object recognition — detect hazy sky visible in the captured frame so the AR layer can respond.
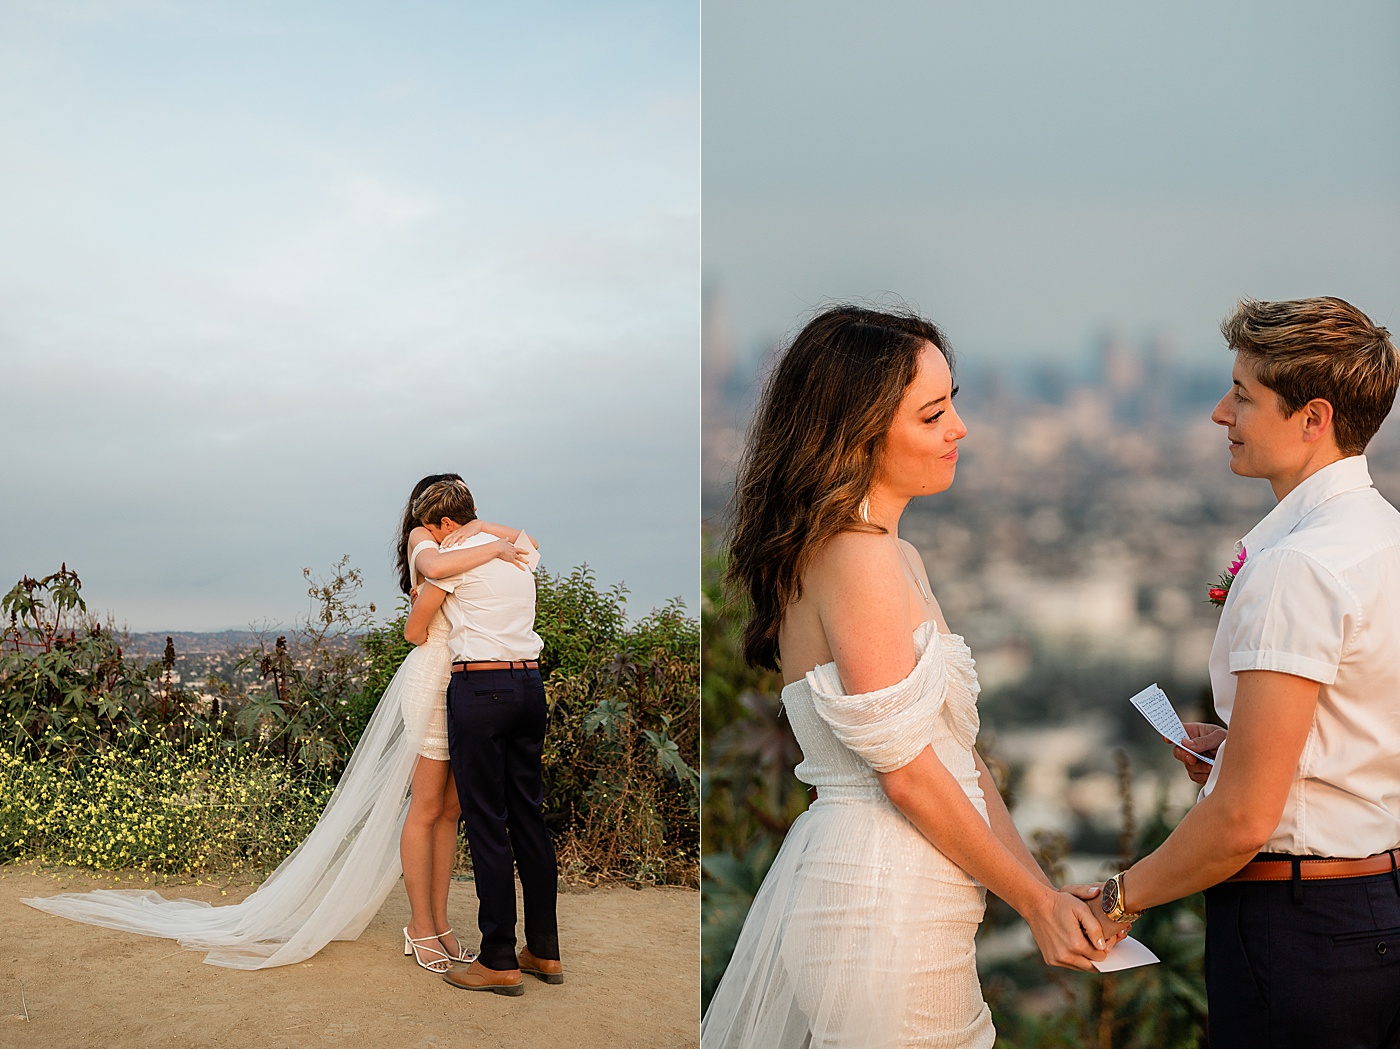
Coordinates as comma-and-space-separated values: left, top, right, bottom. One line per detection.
0, 0, 698, 630
705, 0, 1400, 365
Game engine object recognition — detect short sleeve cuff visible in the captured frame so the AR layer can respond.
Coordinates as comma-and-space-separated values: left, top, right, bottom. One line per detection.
1228, 650, 1338, 685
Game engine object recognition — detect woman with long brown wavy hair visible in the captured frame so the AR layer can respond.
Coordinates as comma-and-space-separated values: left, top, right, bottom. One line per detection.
702, 306, 1114, 1049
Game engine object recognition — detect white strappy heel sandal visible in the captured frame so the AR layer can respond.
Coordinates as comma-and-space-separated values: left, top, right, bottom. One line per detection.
436, 928, 478, 963
403, 928, 452, 973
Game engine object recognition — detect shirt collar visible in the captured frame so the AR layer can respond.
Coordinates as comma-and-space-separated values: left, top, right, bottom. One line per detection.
1236, 454, 1374, 558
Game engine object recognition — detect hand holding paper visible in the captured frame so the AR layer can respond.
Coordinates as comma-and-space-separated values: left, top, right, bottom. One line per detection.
1128, 684, 1215, 766
513, 530, 541, 571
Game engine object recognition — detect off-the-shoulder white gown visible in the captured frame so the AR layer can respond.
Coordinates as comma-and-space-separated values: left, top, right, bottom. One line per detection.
702, 620, 995, 1049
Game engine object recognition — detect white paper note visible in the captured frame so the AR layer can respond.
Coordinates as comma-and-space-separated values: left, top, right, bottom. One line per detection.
1128, 683, 1215, 766
1092, 935, 1160, 972
514, 530, 541, 570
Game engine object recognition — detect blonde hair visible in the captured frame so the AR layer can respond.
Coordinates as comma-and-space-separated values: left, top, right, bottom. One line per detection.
1222, 296, 1399, 455
412, 478, 477, 528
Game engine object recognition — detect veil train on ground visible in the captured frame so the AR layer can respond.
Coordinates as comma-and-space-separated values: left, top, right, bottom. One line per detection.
21, 651, 433, 970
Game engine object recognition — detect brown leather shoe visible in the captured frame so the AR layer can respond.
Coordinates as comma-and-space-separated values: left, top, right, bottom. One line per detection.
442, 959, 525, 996
518, 946, 564, 984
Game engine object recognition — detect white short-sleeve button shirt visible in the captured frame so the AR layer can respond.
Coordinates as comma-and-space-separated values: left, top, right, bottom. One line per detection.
425, 532, 544, 663
1202, 455, 1400, 857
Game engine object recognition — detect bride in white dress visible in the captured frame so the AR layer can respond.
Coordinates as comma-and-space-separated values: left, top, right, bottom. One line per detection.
23, 473, 530, 972
703, 307, 1115, 1048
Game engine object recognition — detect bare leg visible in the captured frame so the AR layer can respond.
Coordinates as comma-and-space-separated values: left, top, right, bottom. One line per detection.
400, 755, 450, 953
431, 767, 465, 958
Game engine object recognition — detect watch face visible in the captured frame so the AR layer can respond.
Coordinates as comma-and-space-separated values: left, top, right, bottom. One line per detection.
1101, 878, 1119, 916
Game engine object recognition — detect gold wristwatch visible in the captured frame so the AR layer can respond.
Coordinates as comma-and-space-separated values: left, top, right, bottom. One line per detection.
1100, 871, 1143, 924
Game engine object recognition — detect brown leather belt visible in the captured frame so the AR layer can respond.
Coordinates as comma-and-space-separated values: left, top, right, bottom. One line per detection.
451, 659, 539, 673
1225, 848, 1400, 883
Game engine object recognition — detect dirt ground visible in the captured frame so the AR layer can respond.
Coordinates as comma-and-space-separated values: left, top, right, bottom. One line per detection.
0, 863, 699, 1049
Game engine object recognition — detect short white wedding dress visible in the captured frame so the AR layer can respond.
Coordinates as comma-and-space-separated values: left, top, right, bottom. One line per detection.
22, 541, 455, 969
702, 620, 995, 1049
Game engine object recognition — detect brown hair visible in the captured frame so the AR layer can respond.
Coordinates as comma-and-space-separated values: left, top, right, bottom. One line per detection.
394, 473, 462, 595
1222, 296, 1398, 455
726, 304, 952, 671
413, 478, 478, 533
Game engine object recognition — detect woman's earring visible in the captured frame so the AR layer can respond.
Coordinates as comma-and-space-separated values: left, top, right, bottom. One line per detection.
859, 497, 870, 524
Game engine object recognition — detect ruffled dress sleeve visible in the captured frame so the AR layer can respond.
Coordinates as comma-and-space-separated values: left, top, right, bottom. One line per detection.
803, 621, 981, 772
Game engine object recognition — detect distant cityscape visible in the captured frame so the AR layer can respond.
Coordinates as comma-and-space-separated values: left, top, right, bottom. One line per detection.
703, 290, 1400, 871
119, 629, 353, 715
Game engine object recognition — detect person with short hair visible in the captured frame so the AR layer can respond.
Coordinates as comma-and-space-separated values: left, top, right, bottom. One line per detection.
1093, 296, 1400, 1048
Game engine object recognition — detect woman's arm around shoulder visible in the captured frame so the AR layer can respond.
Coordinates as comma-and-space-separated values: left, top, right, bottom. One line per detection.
413, 528, 530, 579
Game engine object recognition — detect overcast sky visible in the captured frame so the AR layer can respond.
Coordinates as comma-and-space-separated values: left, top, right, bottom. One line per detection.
705, 0, 1400, 366
0, 0, 698, 631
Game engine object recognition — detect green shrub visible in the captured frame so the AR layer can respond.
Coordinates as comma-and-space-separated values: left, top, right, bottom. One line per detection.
1, 561, 699, 888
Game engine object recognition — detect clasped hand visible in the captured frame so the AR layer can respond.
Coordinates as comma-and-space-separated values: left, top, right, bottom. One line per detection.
1024, 884, 1126, 972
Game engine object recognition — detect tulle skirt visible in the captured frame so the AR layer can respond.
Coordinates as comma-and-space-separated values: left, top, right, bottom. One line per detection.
21, 637, 453, 969
703, 792, 993, 1049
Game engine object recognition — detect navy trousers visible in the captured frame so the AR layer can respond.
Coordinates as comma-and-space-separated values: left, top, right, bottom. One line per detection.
446, 665, 560, 971
1204, 865, 1400, 1048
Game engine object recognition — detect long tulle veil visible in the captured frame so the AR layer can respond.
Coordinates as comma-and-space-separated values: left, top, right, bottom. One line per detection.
20, 642, 438, 969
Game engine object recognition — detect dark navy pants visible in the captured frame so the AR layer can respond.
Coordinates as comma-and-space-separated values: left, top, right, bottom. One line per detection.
447, 665, 559, 971
1205, 864, 1400, 1048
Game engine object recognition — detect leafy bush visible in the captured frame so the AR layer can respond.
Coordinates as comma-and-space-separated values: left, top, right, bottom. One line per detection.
1, 560, 699, 888
1, 566, 168, 749
542, 586, 700, 886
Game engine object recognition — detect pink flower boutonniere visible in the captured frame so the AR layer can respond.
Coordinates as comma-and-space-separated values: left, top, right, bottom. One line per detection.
1208, 546, 1247, 607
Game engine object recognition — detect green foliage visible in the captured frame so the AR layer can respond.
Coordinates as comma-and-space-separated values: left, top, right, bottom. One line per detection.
538, 573, 700, 886
352, 596, 414, 742
534, 564, 630, 677
0, 560, 699, 888
0, 730, 334, 875
231, 557, 382, 770
1, 567, 174, 750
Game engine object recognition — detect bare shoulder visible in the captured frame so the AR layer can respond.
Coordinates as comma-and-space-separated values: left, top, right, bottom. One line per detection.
811, 529, 900, 575
806, 530, 906, 605
808, 530, 920, 692
408, 525, 435, 550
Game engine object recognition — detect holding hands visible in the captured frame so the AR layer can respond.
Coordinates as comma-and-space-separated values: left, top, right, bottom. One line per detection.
1069, 883, 1134, 945
1023, 884, 1122, 971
